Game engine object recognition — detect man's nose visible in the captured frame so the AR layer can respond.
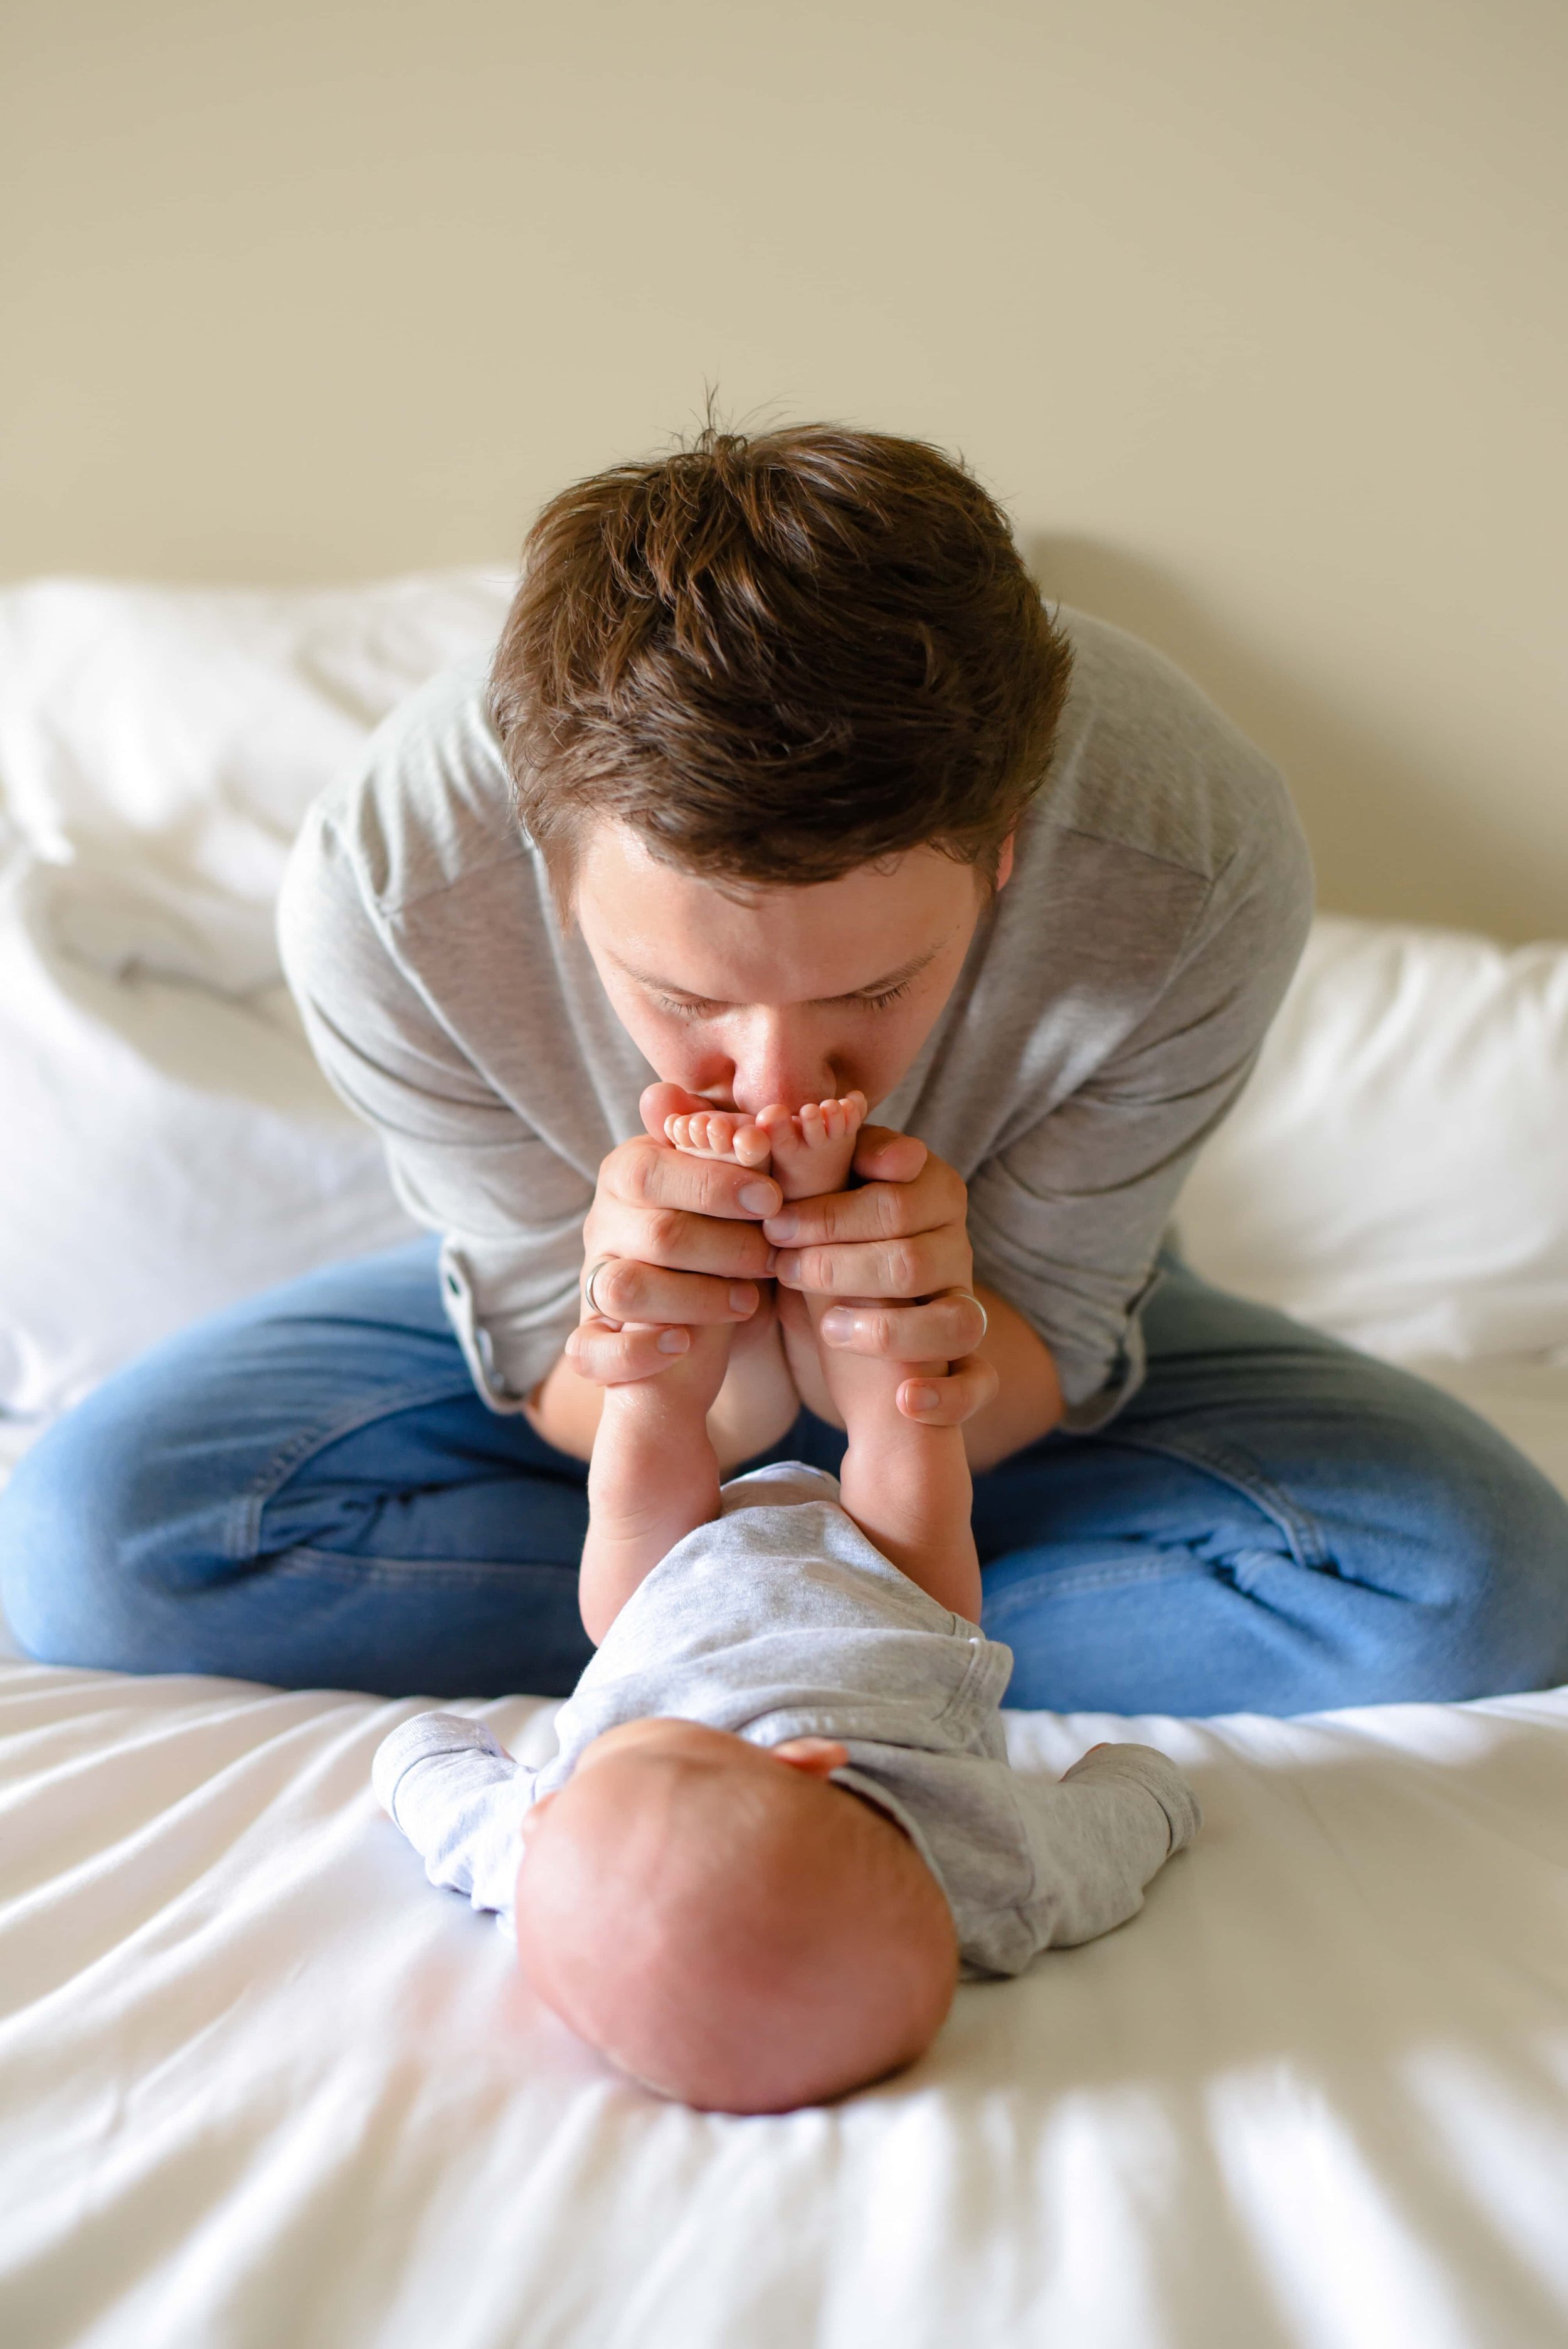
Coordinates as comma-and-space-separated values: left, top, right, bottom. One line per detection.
726, 1013, 835, 1118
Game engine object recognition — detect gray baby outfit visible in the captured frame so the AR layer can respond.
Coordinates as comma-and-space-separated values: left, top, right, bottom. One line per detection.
373, 1465, 1200, 1978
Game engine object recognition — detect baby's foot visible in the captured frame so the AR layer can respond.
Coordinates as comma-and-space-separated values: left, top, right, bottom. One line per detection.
667, 1091, 867, 1204
759, 1092, 867, 1203
662, 1108, 774, 1169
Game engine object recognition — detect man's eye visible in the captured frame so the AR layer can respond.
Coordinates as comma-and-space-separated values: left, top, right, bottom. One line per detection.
652, 994, 717, 1020
857, 978, 914, 1012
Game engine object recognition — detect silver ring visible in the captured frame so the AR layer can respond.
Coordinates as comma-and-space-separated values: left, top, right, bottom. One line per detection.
583, 1256, 615, 1318
953, 1288, 988, 1341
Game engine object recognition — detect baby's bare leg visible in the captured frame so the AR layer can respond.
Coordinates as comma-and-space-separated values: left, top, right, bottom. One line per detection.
580, 1326, 731, 1643
671, 1098, 979, 1616
663, 1096, 867, 1458
661, 1108, 799, 1462
776, 1106, 978, 1615
822, 1338, 980, 1619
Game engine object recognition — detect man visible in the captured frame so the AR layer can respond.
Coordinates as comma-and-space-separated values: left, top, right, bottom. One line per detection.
4, 424, 1565, 1707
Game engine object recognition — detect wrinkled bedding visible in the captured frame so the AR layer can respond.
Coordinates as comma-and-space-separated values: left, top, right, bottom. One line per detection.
3, 1608, 1567, 2348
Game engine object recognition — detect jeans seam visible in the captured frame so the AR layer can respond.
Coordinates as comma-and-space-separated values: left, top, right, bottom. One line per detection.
985, 1547, 1210, 1610
263, 1543, 580, 1590
231, 1374, 488, 1563
1101, 1428, 1334, 1572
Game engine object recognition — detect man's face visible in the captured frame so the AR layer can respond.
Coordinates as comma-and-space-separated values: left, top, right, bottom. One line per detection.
572, 822, 1007, 1116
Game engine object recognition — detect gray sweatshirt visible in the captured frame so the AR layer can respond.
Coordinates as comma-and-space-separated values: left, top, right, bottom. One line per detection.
372, 1465, 1202, 1979
278, 607, 1311, 1428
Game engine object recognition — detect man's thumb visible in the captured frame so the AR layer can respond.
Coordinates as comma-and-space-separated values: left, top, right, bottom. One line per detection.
639, 1081, 710, 1142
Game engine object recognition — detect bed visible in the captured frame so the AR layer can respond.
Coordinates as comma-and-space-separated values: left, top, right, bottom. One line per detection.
3, 576, 1566, 2349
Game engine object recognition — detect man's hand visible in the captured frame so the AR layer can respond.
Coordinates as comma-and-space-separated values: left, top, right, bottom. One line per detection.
539, 1093, 1061, 1474
563, 1084, 782, 1389
763, 1127, 998, 1428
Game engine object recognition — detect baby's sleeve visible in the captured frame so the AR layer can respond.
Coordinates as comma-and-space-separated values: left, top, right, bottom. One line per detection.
372, 1711, 537, 1922
1015, 1742, 1201, 1953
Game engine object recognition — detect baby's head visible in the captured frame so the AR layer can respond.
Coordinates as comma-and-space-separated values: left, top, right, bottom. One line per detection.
514, 1719, 958, 2113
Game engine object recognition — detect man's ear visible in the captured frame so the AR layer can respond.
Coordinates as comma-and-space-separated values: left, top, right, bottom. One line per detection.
770, 1737, 849, 1778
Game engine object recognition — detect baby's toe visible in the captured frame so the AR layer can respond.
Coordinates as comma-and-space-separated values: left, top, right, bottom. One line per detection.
709, 1111, 755, 1159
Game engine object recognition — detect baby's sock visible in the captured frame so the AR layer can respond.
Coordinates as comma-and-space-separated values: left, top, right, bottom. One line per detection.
373, 1711, 534, 1924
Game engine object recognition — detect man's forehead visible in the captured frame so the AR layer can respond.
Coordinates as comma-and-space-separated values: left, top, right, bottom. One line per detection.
575, 823, 977, 1000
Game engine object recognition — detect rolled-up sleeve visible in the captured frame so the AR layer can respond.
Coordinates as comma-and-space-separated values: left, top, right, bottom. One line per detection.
967, 805, 1314, 1429
277, 805, 591, 1412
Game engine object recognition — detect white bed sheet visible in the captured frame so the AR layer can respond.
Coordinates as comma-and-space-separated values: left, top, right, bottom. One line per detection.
3, 1373, 1566, 2349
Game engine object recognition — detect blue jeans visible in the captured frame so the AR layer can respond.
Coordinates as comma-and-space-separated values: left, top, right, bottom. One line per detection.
3, 1239, 1566, 1714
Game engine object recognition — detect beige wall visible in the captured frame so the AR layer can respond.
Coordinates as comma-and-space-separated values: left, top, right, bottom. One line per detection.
4, 0, 1564, 941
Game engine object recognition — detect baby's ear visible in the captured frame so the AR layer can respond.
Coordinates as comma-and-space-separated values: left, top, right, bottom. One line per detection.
770, 1737, 849, 1778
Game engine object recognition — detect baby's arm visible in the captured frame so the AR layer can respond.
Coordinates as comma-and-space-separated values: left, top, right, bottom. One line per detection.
373, 1712, 535, 1921
1017, 1743, 1202, 1951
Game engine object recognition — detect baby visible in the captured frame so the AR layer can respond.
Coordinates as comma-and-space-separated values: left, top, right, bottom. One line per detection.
373, 1092, 1200, 2113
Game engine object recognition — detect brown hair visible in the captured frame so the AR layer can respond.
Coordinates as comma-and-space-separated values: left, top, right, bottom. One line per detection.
488, 421, 1073, 896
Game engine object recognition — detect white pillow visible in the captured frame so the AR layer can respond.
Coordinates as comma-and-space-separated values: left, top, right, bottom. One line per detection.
1177, 915, 1568, 1362
0, 571, 514, 1418
0, 568, 514, 991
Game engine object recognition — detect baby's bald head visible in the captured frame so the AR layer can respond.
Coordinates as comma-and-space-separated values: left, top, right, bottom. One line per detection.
514, 1720, 958, 2114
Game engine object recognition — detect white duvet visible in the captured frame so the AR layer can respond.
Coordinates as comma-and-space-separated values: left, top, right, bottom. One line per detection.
3, 1648, 1567, 2348
4, 574, 1568, 2348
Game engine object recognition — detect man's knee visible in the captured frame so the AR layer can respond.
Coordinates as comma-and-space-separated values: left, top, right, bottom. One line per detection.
0, 1386, 192, 1670
1370, 1391, 1568, 1699
1455, 1470, 1568, 1696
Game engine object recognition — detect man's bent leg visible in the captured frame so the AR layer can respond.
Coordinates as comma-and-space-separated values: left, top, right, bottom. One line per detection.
974, 1261, 1568, 1715
0, 1241, 595, 1697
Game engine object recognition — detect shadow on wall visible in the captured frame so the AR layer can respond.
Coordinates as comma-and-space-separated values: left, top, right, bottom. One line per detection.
1027, 536, 1561, 948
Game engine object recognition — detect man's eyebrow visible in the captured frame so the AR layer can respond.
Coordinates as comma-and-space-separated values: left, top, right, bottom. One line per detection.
607, 945, 944, 1007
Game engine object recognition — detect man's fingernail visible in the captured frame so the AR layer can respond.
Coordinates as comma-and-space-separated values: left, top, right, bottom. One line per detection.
905, 1383, 940, 1413
764, 1210, 799, 1242
729, 1283, 758, 1314
775, 1252, 800, 1283
819, 1309, 854, 1344
738, 1181, 778, 1214
656, 1327, 691, 1354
